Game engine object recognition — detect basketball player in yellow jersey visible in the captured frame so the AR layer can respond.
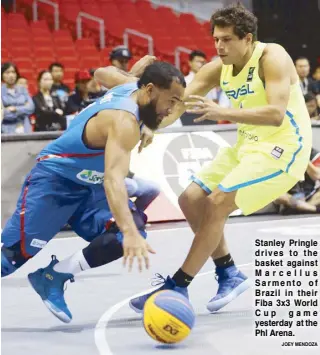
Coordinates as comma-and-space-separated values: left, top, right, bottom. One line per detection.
96, 4, 312, 313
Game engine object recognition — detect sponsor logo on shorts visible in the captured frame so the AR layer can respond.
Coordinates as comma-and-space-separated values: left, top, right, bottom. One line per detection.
30, 238, 47, 249
238, 129, 259, 142
225, 84, 254, 100
271, 146, 284, 159
76, 169, 104, 184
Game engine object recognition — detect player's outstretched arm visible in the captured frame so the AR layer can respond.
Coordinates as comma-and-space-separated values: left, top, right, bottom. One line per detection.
187, 44, 291, 126
103, 112, 155, 271
158, 58, 222, 128
94, 55, 156, 89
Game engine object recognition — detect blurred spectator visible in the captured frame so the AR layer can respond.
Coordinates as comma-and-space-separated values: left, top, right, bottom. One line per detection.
274, 149, 320, 214
1, 62, 34, 134
49, 62, 70, 107
185, 50, 207, 85
33, 70, 66, 132
304, 92, 319, 120
313, 66, 320, 82
295, 57, 318, 95
110, 46, 132, 72
65, 70, 105, 115
312, 66, 320, 109
182, 50, 230, 126
1, 100, 4, 122
125, 171, 161, 212
16, 76, 29, 91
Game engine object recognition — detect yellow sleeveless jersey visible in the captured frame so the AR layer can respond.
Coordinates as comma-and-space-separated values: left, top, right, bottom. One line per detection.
220, 41, 312, 180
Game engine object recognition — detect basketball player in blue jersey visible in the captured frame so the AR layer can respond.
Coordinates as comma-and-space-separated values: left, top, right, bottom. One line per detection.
1, 61, 185, 323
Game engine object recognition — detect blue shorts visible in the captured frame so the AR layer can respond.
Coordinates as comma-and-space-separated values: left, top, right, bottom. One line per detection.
1, 164, 135, 258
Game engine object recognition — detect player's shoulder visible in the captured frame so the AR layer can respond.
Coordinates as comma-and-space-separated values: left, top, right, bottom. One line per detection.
263, 43, 289, 59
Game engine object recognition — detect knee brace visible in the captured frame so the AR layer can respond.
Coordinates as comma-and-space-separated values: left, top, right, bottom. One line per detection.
82, 207, 148, 269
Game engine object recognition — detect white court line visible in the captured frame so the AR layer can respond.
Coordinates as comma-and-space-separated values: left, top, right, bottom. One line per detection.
94, 240, 320, 355
55, 216, 320, 241
94, 262, 253, 355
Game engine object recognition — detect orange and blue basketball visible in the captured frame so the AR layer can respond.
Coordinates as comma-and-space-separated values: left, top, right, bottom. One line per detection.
143, 290, 196, 344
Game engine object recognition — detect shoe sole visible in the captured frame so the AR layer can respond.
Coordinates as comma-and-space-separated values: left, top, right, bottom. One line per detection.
28, 272, 72, 324
129, 301, 143, 314
207, 278, 251, 313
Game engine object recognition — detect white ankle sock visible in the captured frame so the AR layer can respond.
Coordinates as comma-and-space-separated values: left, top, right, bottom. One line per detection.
53, 250, 91, 275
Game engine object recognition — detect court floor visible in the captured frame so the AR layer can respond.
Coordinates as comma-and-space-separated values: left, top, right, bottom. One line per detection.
1, 216, 320, 355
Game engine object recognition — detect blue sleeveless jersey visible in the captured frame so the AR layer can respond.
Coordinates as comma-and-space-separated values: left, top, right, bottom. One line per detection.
37, 82, 140, 185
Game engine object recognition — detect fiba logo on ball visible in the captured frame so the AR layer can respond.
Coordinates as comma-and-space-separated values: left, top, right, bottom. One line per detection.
143, 290, 196, 344
162, 133, 222, 197
163, 324, 179, 335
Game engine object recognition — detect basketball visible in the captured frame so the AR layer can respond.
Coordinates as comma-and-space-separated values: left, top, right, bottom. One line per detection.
143, 290, 196, 344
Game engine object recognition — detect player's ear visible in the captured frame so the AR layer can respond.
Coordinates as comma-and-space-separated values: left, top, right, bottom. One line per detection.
145, 83, 155, 99
246, 33, 253, 44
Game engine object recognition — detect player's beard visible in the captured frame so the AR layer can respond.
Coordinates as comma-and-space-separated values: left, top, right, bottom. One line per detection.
139, 100, 161, 131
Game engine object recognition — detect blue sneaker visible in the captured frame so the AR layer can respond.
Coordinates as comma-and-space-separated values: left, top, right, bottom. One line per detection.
207, 266, 250, 313
28, 255, 74, 323
1, 250, 18, 277
129, 274, 189, 314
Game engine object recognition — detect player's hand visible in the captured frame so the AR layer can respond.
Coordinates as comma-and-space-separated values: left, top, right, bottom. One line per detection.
185, 95, 222, 123
129, 55, 157, 78
7, 106, 17, 112
123, 234, 156, 272
138, 125, 154, 153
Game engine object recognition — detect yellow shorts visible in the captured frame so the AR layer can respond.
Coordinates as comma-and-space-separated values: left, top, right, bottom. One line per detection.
191, 147, 298, 215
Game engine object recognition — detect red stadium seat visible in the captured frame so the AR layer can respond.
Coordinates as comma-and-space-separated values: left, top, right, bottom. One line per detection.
79, 57, 102, 70
3, 2, 217, 80
14, 57, 34, 69
33, 47, 56, 58
35, 58, 56, 70
18, 68, 37, 81
9, 47, 31, 59
30, 20, 50, 33
55, 47, 78, 58
75, 38, 96, 48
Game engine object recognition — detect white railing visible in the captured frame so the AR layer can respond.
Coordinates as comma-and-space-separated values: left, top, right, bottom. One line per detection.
174, 46, 192, 69
76, 12, 105, 49
123, 29, 154, 56
32, 0, 59, 30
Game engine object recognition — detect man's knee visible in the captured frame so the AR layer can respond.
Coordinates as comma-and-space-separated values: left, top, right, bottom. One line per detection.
206, 189, 237, 216
178, 182, 208, 212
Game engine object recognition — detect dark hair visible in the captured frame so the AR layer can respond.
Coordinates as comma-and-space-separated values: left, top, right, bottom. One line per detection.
137, 61, 186, 89
295, 56, 310, 64
1, 61, 20, 81
49, 62, 64, 71
304, 92, 316, 103
189, 50, 206, 62
210, 3, 258, 41
37, 70, 51, 83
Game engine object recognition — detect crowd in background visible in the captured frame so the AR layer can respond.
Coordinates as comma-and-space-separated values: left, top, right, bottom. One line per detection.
1, 47, 320, 133
1, 45, 320, 215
